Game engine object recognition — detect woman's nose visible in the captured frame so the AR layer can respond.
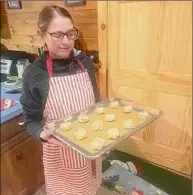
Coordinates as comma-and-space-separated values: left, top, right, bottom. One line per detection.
62, 35, 69, 44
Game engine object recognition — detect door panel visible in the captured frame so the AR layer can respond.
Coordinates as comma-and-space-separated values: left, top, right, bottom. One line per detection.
107, 1, 192, 175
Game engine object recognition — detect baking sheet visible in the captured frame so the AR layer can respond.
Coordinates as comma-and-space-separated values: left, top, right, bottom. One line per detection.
45, 98, 164, 159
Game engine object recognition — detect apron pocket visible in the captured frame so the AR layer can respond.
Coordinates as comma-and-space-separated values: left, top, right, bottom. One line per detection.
61, 146, 89, 169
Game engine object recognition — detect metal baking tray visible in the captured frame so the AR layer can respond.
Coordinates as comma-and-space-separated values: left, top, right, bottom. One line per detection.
45, 98, 164, 159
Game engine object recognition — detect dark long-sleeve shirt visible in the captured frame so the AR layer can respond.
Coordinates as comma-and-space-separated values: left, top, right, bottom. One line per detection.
20, 52, 100, 139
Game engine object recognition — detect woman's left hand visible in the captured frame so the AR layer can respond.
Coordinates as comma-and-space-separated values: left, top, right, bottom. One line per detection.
46, 135, 66, 147
40, 124, 66, 147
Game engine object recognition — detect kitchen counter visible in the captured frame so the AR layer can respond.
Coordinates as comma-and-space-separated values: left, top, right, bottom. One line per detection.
1, 83, 44, 195
1, 84, 23, 124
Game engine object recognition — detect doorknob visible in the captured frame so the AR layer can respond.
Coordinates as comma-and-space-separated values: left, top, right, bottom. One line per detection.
101, 24, 106, 30
16, 153, 23, 161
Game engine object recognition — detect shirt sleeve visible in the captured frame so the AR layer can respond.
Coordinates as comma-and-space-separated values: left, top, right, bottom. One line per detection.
20, 70, 44, 139
83, 56, 100, 103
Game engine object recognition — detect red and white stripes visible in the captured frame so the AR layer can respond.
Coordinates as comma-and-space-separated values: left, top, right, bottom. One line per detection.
43, 69, 101, 195
44, 72, 95, 121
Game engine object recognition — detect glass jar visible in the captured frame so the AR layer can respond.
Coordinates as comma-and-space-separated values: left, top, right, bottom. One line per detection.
16, 59, 30, 79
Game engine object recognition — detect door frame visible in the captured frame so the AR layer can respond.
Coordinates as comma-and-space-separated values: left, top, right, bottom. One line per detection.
98, 1, 108, 100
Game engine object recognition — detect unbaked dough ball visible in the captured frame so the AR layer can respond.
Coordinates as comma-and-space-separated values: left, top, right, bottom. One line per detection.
123, 106, 133, 113
109, 100, 119, 109
78, 114, 89, 123
92, 137, 105, 151
74, 128, 87, 141
92, 120, 103, 131
138, 111, 149, 120
60, 122, 72, 131
123, 120, 134, 129
107, 128, 120, 139
95, 107, 105, 114
105, 114, 116, 122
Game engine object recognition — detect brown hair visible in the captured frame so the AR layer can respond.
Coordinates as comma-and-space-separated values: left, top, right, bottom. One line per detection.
38, 5, 83, 51
38, 5, 74, 32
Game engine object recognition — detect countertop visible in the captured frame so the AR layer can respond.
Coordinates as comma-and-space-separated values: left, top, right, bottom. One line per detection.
1, 84, 23, 124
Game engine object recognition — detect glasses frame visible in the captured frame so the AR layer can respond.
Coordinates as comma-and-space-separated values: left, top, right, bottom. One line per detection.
46, 27, 79, 42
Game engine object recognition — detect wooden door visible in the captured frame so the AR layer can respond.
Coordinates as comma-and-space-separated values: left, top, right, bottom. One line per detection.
99, 1, 192, 175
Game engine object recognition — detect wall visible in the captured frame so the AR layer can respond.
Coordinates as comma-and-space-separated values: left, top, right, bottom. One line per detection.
1, 1, 98, 53
0, 1, 10, 38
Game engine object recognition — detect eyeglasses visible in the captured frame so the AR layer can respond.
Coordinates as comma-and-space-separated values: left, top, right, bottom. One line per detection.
46, 28, 79, 42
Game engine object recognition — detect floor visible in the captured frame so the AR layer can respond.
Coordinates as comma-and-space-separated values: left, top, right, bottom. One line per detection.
33, 184, 118, 195
33, 150, 192, 195
103, 150, 192, 195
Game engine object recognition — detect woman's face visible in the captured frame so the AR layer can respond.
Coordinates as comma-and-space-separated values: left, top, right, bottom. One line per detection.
43, 16, 76, 59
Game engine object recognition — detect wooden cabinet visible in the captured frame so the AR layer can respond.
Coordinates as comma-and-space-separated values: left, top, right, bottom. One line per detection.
1, 116, 44, 195
98, 1, 192, 176
0, 1, 11, 38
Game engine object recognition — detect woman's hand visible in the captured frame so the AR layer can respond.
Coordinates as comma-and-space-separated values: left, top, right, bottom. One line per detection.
40, 128, 54, 140
40, 125, 66, 147
47, 135, 66, 146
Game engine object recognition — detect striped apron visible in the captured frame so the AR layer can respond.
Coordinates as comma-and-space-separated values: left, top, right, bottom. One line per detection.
42, 54, 102, 195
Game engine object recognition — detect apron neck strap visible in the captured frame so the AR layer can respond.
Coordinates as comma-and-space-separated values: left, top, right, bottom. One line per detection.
73, 54, 86, 72
46, 53, 86, 78
46, 53, 53, 78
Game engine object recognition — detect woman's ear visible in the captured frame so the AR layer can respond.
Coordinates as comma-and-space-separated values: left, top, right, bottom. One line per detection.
37, 29, 46, 49
37, 28, 44, 38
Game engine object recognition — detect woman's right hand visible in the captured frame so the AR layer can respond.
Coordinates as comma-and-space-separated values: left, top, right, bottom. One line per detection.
40, 125, 66, 146
40, 129, 54, 140
40, 122, 55, 140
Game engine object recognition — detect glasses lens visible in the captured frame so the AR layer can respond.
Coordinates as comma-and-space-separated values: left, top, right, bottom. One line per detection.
51, 32, 64, 42
67, 29, 78, 40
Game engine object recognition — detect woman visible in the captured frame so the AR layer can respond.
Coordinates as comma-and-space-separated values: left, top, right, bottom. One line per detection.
20, 6, 102, 195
